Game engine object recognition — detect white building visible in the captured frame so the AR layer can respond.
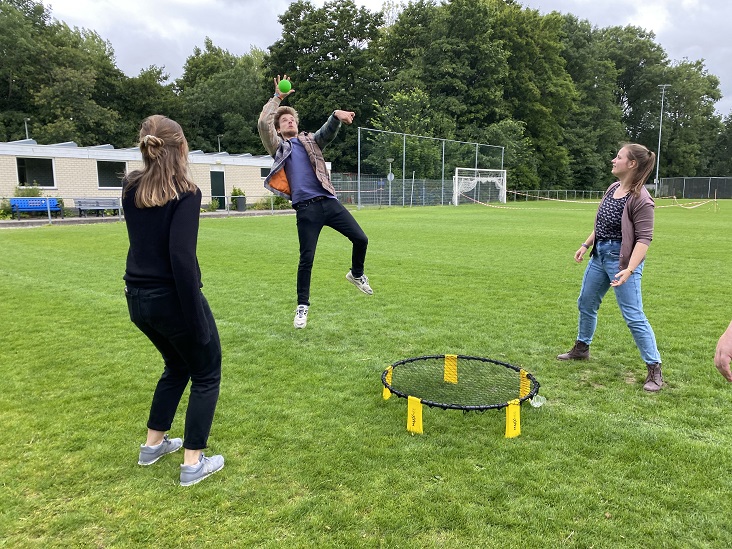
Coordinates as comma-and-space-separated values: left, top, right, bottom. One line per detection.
0, 139, 277, 210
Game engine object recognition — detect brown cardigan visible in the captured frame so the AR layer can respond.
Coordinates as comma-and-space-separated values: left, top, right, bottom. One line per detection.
590, 182, 655, 270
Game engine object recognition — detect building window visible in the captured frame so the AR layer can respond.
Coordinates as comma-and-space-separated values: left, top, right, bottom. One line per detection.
16, 157, 55, 187
260, 167, 270, 178
97, 161, 126, 188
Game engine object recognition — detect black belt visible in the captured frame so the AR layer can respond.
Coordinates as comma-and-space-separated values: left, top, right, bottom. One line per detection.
294, 195, 328, 210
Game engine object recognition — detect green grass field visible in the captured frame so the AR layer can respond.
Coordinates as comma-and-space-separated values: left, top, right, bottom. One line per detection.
2, 200, 732, 547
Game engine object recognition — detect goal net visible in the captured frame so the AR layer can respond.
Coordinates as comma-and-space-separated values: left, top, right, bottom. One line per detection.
452, 168, 507, 205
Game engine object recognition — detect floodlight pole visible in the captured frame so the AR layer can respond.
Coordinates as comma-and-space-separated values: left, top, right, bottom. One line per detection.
654, 84, 670, 197
386, 157, 394, 207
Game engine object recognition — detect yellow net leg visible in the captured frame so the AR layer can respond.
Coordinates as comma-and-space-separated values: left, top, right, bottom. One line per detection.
505, 399, 521, 438
519, 369, 530, 398
444, 354, 458, 384
407, 396, 423, 434
382, 367, 393, 400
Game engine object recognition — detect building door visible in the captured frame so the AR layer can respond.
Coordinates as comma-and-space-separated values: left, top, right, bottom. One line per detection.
210, 171, 225, 210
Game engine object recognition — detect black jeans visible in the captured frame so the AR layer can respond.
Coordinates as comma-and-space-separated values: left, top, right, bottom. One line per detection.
125, 285, 221, 450
295, 198, 368, 306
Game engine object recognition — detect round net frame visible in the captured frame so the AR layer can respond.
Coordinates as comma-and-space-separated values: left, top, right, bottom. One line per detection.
382, 354, 540, 411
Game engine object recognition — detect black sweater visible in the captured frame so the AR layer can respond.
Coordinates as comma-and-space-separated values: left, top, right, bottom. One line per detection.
122, 183, 210, 344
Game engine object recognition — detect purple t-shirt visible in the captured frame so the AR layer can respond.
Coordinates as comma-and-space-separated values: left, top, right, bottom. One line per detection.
284, 137, 333, 205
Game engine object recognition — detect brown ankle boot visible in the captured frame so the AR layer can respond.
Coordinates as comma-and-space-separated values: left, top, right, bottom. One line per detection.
643, 363, 663, 392
557, 340, 590, 360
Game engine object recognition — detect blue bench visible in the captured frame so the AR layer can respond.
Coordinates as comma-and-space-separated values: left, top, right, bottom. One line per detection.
74, 197, 121, 217
9, 197, 64, 220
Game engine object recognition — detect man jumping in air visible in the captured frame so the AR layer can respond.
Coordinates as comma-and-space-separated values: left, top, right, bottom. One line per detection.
258, 75, 373, 329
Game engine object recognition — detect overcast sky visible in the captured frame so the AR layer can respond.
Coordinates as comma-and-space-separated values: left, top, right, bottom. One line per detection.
45, 0, 731, 117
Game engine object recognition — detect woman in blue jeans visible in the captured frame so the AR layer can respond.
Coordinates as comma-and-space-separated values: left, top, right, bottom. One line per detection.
557, 143, 663, 392
123, 115, 224, 485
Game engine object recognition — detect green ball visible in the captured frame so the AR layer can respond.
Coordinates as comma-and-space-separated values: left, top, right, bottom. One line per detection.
278, 79, 291, 93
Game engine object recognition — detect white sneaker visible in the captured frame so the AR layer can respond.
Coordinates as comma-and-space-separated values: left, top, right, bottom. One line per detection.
346, 271, 373, 295
294, 304, 309, 328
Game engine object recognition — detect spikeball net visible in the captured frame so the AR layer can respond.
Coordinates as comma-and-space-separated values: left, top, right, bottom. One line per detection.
381, 354, 542, 437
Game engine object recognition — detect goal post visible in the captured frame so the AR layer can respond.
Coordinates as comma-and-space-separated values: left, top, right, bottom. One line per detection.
452, 168, 507, 205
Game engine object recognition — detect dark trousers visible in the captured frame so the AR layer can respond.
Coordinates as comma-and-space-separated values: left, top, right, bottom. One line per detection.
125, 286, 221, 450
295, 198, 368, 306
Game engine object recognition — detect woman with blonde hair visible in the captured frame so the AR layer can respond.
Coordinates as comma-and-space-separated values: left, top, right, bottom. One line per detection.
123, 115, 224, 485
557, 143, 664, 392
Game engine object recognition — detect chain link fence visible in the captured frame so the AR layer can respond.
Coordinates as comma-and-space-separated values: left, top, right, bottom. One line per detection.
332, 173, 503, 207
659, 177, 732, 199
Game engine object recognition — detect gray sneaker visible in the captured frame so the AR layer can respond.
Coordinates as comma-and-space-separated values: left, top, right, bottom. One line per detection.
138, 434, 183, 466
346, 271, 373, 295
180, 453, 225, 486
294, 304, 309, 329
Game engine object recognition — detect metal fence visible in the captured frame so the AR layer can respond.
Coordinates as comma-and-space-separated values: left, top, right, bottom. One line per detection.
659, 177, 732, 199
332, 173, 505, 207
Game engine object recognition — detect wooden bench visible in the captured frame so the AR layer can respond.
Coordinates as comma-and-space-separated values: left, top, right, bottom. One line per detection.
74, 197, 121, 217
9, 197, 64, 220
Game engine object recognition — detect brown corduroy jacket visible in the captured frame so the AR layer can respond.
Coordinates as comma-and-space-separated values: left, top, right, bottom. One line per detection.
257, 96, 340, 200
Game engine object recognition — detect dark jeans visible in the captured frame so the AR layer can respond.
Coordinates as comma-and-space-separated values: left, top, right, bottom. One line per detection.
295, 198, 368, 306
125, 285, 221, 450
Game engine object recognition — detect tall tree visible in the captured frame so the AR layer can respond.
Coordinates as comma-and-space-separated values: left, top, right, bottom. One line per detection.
661, 60, 722, 178
0, 0, 51, 140
115, 66, 181, 146
709, 113, 732, 176
368, 88, 453, 179
181, 47, 267, 154
487, 0, 575, 187
176, 37, 239, 93
420, 0, 508, 131
265, 0, 386, 171
30, 21, 125, 145
558, 14, 624, 189
598, 25, 668, 142
379, 0, 439, 93
32, 65, 120, 145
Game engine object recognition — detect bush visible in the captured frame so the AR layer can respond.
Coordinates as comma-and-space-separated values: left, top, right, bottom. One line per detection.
230, 187, 246, 209
0, 199, 11, 219
249, 195, 292, 210
15, 184, 44, 197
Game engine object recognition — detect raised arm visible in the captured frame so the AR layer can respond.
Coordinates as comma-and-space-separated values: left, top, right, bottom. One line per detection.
257, 75, 295, 157
312, 110, 355, 150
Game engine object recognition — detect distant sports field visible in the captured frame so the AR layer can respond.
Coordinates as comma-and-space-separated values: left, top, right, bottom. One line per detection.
2, 200, 731, 547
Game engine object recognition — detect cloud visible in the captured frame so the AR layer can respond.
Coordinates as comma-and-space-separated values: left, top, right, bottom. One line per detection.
43, 0, 731, 116
47, 0, 291, 78
521, 0, 731, 115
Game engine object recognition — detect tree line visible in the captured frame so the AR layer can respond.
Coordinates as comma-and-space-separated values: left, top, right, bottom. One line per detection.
2, 0, 731, 190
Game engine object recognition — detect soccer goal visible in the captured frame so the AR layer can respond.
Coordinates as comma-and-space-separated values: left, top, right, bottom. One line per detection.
452, 168, 507, 205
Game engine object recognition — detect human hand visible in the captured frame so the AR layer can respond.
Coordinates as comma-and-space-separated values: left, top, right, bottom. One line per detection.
334, 110, 355, 125
274, 75, 295, 99
610, 268, 632, 287
573, 247, 586, 263
714, 321, 732, 382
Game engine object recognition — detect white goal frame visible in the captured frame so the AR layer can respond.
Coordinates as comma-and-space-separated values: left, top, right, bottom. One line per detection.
452, 168, 507, 205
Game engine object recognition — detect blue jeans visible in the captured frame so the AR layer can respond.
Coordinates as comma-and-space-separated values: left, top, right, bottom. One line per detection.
125, 285, 222, 450
576, 240, 661, 365
295, 198, 368, 306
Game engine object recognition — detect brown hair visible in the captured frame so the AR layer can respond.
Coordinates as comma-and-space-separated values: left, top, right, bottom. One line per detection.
274, 106, 299, 131
622, 143, 656, 196
125, 115, 197, 208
